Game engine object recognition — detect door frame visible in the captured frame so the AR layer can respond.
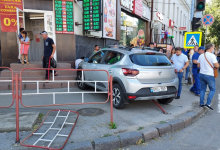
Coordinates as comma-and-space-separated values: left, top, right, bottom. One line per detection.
16, 8, 25, 60
16, 8, 57, 60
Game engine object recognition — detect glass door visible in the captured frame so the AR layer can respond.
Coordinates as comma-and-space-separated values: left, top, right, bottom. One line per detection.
44, 12, 57, 60
16, 8, 25, 61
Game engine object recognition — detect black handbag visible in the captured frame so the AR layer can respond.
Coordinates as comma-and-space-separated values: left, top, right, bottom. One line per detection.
50, 57, 57, 68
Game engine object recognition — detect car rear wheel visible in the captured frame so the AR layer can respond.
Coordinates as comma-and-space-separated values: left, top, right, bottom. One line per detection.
77, 72, 89, 90
157, 98, 174, 104
112, 84, 125, 109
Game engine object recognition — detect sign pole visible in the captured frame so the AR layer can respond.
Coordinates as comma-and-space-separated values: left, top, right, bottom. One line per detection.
205, 26, 207, 47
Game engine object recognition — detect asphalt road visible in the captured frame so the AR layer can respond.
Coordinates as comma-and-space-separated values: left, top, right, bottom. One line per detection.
125, 76, 220, 150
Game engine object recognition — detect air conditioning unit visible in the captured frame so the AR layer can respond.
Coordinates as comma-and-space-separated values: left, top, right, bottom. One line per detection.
84, 31, 95, 37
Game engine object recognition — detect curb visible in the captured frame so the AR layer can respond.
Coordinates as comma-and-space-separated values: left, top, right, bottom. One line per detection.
63, 106, 209, 150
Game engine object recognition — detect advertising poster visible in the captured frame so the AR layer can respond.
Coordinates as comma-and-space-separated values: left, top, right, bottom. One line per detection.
0, 0, 23, 32
130, 29, 145, 47
103, 0, 116, 39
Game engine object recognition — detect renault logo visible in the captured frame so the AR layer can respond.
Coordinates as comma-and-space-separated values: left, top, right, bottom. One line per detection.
158, 71, 162, 76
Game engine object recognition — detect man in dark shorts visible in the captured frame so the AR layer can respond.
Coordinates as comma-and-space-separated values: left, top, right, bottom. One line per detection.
40, 31, 58, 80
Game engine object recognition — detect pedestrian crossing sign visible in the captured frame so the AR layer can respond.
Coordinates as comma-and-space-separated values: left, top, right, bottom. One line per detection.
184, 32, 202, 48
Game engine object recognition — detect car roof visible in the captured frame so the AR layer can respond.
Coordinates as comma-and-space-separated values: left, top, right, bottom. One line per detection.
101, 47, 164, 55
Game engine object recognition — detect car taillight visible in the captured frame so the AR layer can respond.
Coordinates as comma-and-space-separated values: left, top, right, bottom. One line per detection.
122, 68, 139, 76
128, 96, 137, 99
146, 52, 156, 55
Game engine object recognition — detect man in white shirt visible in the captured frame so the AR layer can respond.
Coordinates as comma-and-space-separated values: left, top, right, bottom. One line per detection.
197, 44, 219, 110
171, 47, 189, 99
75, 57, 85, 69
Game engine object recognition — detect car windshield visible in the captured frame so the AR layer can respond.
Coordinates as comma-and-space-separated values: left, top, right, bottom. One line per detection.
130, 54, 172, 66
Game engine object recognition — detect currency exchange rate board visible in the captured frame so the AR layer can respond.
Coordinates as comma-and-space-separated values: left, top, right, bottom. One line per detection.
83, 0, 101, 31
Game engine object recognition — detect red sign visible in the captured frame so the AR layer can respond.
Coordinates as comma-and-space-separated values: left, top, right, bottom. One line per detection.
0, 14, 17, 32
202, 14, 214, 26
133, 0, 143, 17
169, 19, 174, 28
0, 0, 23, 32
179, 27, 186, 30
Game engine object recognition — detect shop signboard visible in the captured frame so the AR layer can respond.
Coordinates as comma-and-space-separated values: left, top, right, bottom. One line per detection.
83, 0, 101, 31
169, 19, 174, 28
0, 0, 23, 32
132, 0, 143, 17
179, 27, 187, 30
55, 0, 74, 34
156, 12, 163, 23
157, 44, 167, 48
103, 0, 116, 39
142, 4, 150, 20
123, 20, 133, 26
121, 0, 134, 11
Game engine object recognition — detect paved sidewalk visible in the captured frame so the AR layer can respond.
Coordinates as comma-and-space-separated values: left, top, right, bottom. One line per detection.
0, 84, 206, 150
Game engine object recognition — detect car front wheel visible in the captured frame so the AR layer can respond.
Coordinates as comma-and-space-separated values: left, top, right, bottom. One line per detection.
157, 98, 174, 104
77, 72, 89, 90
112, 84, 125, 109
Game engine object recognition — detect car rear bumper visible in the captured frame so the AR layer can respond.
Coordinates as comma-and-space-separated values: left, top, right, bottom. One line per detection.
124, 77, 179, 94
134, 94, 176, 100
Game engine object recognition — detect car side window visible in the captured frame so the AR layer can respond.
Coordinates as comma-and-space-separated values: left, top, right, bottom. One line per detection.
115, 53, 123, 63
104, 51, 119, 64
89, 51, 105, 64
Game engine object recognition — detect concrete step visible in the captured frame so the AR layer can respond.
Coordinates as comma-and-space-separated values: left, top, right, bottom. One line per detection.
10, 62, 71, 71
0, 70, 77, 77
0, 82, 77, 90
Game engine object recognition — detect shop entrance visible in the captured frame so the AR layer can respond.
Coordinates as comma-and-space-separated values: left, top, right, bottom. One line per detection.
16, 9, 56, 62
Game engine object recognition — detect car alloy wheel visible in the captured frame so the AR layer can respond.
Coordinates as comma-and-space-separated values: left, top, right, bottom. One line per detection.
77, 72, 89, 90
113, 87, 121, 105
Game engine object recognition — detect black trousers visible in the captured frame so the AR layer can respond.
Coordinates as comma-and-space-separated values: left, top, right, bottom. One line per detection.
43, 56, 57, 80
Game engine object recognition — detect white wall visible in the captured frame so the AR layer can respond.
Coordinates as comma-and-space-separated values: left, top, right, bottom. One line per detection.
153, 0, 192, 47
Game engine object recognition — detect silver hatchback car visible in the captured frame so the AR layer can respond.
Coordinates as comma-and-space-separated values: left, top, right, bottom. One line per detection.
77, 46, 178, 109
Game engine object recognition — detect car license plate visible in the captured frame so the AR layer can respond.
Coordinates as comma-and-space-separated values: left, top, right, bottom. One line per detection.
150, 87, 167, 92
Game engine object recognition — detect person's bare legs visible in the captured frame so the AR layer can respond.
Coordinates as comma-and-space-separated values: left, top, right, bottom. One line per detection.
25, 55, 29, 64
21, 54, 24, 65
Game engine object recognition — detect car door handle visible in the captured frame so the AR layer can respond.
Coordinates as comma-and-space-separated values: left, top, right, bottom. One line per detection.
108, 70, 112, 73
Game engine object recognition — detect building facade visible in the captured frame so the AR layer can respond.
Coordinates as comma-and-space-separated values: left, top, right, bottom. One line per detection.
152, 0, 192, 48
0, 0, 152, 67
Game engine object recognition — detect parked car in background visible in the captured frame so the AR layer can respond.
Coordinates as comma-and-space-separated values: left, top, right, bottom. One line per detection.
77, 46, 178, 109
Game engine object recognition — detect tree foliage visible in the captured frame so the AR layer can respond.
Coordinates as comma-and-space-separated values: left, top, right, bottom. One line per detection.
199, 0, 220, 48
